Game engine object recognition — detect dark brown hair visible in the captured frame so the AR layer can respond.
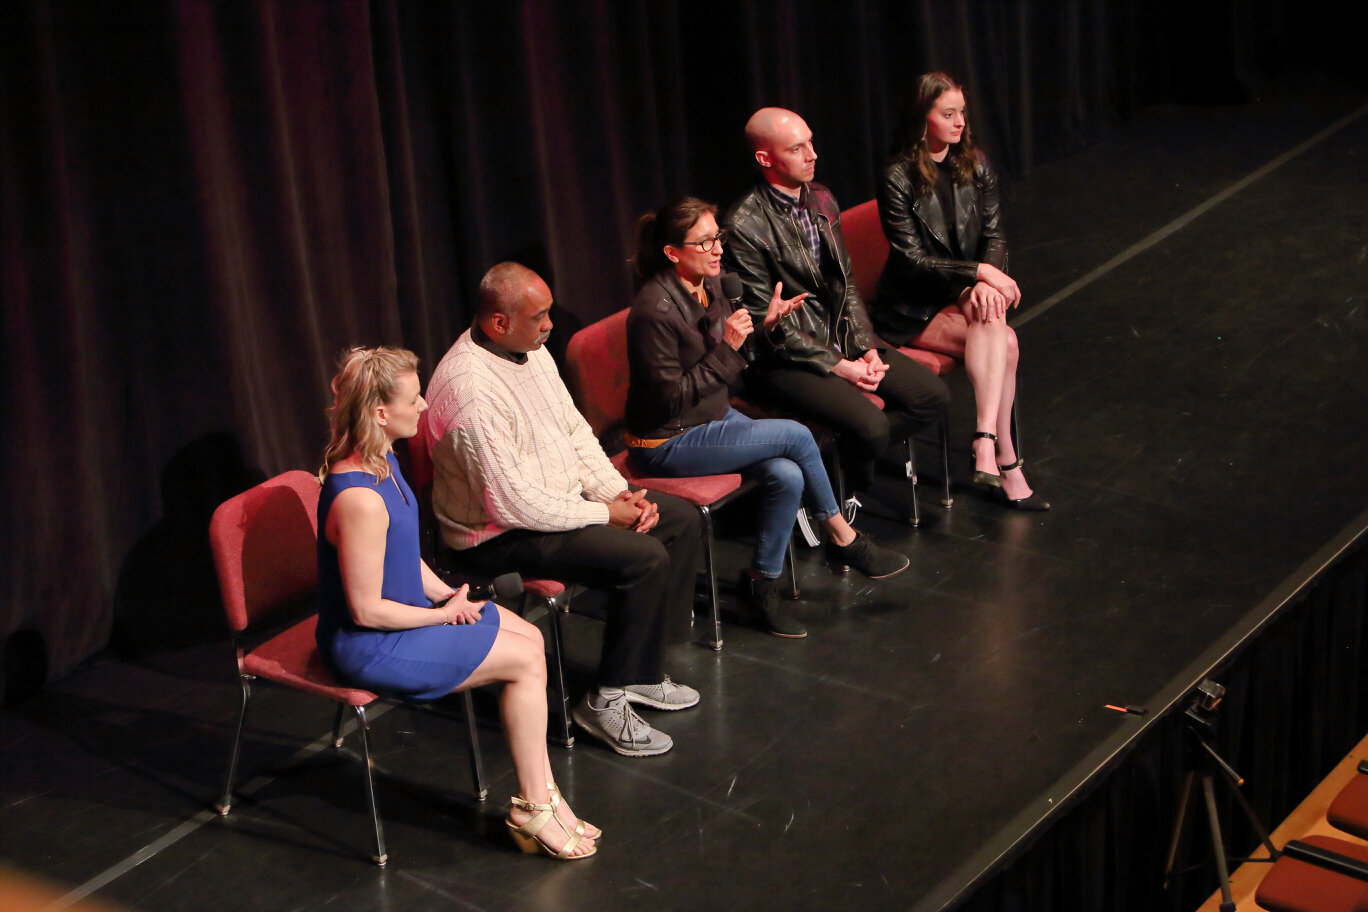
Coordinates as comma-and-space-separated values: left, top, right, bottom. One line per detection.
889, 72, 979, 196
631, 196, 717, 290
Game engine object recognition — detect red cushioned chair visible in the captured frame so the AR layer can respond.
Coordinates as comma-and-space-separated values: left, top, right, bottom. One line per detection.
405, 411, 576, 746
1255, 835, 1368, 912
565, 308, 799, 651
210, 470, 485, 867
843, 197, 1031, 512
1328, 763, 1368, 840
842, 198, 959, 379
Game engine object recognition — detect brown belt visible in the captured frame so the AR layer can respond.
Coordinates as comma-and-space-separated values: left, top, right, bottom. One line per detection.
625, 431, 682, 448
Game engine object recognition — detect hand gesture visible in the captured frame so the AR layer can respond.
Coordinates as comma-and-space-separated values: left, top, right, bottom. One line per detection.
832, 358, 882, 392
976, 263, 1021, 308
441, 584, 485, 625
967, 282, 1007, 322
608, 489, 658, 533
632, 496, 660, 533
861, 348, 889, 378
764, 282, 808, 330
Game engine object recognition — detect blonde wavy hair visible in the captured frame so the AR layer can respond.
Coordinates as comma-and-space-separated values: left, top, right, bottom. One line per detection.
318, 346, 420, 482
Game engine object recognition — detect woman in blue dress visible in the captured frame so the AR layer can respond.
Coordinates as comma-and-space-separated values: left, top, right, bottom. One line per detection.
316, 346, 597, 860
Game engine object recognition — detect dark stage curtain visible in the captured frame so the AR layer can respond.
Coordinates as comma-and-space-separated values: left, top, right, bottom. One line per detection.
0, 0, 1328, 689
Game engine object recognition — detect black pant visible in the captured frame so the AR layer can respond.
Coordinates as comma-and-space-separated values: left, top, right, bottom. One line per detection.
452, 493, 700, 687
747, 346, 950, 493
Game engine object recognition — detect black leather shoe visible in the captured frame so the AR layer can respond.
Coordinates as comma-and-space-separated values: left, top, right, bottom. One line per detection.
737, 572, 807, 639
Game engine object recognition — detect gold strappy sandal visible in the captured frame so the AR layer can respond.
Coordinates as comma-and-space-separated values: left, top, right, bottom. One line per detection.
506, 796, 597, 861
549, 782, 602, 841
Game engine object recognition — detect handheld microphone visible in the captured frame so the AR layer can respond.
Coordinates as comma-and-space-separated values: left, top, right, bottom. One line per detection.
719, 273, 757, 364
721, 273, 745, 311
436, 572, 524, 606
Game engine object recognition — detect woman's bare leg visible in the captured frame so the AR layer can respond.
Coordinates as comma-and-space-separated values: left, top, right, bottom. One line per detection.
459, 606, 594, 855
915, 300, 1029, 497
991, 329, 1033, 500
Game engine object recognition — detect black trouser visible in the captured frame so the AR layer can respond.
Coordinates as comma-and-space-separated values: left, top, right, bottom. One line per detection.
453, 493, 699, 687
747, 346, 950, 494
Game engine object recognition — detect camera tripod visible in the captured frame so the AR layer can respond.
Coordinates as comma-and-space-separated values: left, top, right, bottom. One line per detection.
1162, 710, 1279, 911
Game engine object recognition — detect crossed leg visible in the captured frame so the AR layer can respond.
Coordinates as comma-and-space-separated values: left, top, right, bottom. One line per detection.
913, 299, 1032, 501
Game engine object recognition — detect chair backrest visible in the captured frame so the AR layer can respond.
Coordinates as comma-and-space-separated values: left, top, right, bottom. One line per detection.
840, 198, 889, 302
564, 307, 632, 442
210, 470, 321, 633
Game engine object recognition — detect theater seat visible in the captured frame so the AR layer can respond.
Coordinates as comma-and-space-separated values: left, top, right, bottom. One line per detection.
1329, 769, 1368, 840
210, 470, 486, 867
1255, 836, 1368, 912
565, 307, 798, 650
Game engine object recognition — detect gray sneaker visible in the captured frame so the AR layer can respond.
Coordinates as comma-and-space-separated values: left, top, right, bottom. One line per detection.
571, 693, 674, 757
623, 676, 700, 711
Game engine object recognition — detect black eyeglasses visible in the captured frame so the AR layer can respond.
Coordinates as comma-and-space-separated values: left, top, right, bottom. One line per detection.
682, 230, 727, 253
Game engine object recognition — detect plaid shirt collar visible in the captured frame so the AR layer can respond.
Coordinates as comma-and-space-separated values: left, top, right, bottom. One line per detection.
764, 181, 823, 265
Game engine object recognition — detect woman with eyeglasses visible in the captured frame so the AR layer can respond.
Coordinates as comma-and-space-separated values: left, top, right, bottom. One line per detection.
874, 72, 1048, 510
624, 197, 909, 640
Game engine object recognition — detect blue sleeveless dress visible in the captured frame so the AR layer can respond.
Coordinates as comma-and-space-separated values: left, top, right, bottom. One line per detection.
316, 452, 499, 700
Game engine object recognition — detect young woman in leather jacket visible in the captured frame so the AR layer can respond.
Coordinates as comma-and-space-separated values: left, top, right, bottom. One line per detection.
875, 73, 1049, 511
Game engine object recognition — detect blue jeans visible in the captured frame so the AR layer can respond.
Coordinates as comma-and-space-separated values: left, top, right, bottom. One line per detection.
629, 408, 839, 578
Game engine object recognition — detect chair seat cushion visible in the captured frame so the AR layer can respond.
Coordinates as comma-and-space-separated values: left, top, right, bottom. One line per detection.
1256, 835, 1368, 912
610, 450, 743, 505
897, 345, 959, 376
1330, 776, 1368, 839
244, 615, 377, 707
522, 578, 566, 599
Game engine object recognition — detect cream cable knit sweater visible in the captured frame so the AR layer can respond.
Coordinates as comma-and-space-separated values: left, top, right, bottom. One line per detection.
425, 330, 627, 550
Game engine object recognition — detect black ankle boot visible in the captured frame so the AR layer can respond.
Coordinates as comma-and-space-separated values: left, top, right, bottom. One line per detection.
824, 532, 910, 579
737, 572, 807, 639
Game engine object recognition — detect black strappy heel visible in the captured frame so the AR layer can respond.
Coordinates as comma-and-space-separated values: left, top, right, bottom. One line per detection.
971, 432, 1003, 491
996, 458, 1051, 511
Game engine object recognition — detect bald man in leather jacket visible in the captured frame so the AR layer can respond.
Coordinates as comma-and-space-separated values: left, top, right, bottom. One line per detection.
722, 107, 950, 497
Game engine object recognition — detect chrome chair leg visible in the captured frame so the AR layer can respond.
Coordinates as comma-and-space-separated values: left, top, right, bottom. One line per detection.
543, 597, 575, 747
939, 417, 953, 507
352, 705, 387, 867
461, 691, 487, 801
698, 505, 723, 651
786, 540, 800, 600
216, 673, 253, 815
905, 437, 922, 527
331, 703, 346, 748
1009, 401, 1022, 460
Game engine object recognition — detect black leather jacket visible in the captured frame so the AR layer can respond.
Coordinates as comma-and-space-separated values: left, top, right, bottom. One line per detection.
721, 179, 878, 374
624, 272, 747, 439
874, 156, 1008, 344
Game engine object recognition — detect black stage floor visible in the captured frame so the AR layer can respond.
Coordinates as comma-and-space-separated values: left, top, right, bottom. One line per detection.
4, 76, 1368, 912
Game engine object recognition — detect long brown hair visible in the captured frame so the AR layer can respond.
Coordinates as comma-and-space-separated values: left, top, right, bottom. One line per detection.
889, 72, 979, 196
318, 346, 419, 482
631, 196, 717, 291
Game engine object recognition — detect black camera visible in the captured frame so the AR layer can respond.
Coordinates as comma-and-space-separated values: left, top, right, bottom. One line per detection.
1184, 678, 1225, 731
